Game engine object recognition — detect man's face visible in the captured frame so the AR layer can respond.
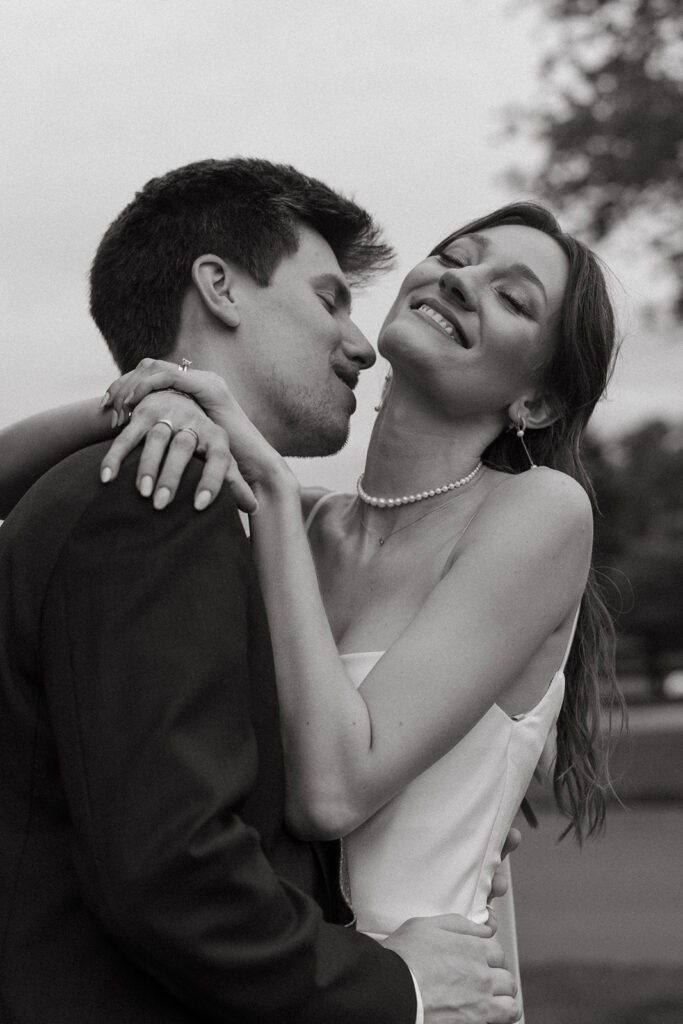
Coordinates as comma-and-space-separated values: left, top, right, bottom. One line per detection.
233, 226, 376, 456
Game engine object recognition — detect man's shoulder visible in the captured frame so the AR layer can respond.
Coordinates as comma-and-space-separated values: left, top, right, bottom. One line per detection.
5, 442, 244, 552
1, 442, 111, 542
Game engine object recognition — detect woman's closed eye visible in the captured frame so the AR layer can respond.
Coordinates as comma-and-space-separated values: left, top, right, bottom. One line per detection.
318, 292, 337, 313
436, 251, 468, 269
497, 288, 533, 319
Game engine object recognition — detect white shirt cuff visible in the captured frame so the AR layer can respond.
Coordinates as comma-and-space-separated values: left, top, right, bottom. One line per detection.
409, 969, 424, 1024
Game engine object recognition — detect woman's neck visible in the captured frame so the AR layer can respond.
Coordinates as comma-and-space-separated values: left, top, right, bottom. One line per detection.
360, 391, 499, 502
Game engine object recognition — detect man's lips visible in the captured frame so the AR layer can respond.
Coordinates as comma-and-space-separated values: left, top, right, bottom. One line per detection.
333, 366, 360, 390
411, 300, 471, 348
332, 366, 359, 410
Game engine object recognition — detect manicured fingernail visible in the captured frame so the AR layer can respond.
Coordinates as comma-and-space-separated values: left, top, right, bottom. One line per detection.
194, 490, 212, 511
111, 410, 118, 430
100, 467, 112, 483
139, 475, 153, 497
99, 392, 110, 409
153, 487, 171, 510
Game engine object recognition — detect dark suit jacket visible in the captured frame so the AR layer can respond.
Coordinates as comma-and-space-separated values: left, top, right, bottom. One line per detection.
0, 443, 416, 1023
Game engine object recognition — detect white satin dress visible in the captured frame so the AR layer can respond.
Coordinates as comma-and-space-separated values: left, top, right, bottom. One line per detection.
304, 495, 578, 1021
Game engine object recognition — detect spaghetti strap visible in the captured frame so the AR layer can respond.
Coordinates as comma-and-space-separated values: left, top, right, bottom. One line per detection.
304, 491, 338, 533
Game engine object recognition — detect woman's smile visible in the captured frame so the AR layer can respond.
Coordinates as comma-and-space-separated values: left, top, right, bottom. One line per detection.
411, 300, 472, 347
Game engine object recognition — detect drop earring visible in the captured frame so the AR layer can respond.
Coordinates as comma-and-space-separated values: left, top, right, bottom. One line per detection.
374, 369, 393, 412
513, 416, 537, 469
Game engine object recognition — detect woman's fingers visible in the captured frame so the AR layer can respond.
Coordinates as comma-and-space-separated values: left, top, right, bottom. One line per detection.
117, 371, 181, 424
103, 359, 170, 414
99, 364, 263, 511
192, 433, 258, 514
102, 359, 231, 423
100, 388, 243, 510
501, 828, 521, 860
489, 868, 508, 901
100, 416, 157, 482
151, 427, 200, 509
134, 420, 178, 499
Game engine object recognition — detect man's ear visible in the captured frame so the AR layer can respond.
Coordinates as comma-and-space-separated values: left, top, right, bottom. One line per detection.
191, 254, 241, 329
507, 391, 560, 431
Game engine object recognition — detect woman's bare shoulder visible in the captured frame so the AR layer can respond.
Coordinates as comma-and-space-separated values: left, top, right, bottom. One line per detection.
458, 467, 593, 579
484, 466, 592, 526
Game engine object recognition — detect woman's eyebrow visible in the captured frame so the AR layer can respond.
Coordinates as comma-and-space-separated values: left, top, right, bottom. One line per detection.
507, 263, 547, 303
467, 233, 492, 254
467, 234, 547, 304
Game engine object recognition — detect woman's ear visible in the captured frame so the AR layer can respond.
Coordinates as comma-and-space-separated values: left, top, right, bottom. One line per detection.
508, 392, 560, 431
191, 255, 241, 329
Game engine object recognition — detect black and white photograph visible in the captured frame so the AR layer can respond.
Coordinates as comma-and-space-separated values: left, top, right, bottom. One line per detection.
1, 2, 682, 1022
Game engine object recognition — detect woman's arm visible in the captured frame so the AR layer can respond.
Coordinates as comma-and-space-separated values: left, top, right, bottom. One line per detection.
250, 467, 592, 841
0, 398, 112, 517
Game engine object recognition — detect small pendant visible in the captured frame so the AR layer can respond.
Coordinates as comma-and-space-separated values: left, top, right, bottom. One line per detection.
378, 537, 385, 546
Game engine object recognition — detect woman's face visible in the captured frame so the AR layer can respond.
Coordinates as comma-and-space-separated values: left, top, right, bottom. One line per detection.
378, 223, 569, 419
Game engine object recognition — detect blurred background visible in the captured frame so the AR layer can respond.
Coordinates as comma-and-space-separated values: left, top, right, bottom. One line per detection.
1, 1, 681, 1020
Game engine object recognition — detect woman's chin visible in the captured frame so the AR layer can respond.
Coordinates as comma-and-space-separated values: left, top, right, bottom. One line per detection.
377, 320, 419, 363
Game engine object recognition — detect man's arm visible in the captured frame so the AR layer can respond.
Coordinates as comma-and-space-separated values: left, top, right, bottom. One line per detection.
40, 448, 416, 1024
0, 399, 111, 516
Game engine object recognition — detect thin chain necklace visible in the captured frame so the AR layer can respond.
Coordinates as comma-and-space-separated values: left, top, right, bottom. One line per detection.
358, 467, 485, 546
357, 460, 483, 509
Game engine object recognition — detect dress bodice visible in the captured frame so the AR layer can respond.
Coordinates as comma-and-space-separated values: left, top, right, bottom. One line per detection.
304, 489, 572, 946
340, 651, 565, 938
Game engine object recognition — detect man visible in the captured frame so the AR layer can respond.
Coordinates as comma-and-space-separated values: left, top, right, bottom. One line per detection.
0, 158, 519, 1023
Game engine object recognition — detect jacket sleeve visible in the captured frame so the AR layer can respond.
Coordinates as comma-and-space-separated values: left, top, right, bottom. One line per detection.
39, 450, 416, 1024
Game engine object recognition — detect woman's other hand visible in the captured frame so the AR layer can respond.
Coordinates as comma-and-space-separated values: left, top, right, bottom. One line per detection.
102, 358, 236, 431
100, 386, 257, 513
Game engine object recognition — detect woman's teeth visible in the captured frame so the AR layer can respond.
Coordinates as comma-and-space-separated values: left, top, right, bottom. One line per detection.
417, 304, 455, 338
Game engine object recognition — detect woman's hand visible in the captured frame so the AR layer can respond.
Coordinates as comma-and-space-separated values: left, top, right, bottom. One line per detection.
100, 358, 297, 511
103, 358, 236, 432
100, 387, 257, 512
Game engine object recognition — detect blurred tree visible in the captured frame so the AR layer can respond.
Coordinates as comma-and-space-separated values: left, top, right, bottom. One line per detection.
585, 420, 683, 695
507, 0, 683, 315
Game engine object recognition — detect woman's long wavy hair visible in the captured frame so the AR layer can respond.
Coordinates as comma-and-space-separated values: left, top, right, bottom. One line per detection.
432, 202, 625, 842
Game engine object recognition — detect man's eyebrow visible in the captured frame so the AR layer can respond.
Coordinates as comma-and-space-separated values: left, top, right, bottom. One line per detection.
311, 273, 352, 311
464, 233, 548, 304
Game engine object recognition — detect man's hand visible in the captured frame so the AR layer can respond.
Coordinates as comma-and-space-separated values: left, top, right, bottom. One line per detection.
489, 828, 521, 902
382, 914, 520, 1024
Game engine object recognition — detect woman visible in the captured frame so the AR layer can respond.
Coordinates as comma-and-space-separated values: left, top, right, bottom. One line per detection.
0, 203, 621, 1004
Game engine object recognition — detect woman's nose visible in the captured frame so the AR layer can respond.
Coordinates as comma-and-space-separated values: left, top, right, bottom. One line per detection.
439, 268, 477, 311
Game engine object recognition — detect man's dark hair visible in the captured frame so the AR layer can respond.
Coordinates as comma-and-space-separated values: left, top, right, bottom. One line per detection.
90, 157, 394, 370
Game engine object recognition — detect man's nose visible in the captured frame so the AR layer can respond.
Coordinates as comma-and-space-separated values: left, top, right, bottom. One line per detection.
439, 267, 477, 311
343, 319, 376, 369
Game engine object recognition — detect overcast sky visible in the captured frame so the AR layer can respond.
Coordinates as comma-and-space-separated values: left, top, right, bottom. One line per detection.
2, 0, 681, 490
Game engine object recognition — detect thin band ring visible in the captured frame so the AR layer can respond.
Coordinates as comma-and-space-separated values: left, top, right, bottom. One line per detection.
176, 426, 199, 446
154, 419, 174, 432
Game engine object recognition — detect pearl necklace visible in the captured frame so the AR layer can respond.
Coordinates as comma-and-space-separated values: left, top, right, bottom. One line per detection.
356, 461, 483, 508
